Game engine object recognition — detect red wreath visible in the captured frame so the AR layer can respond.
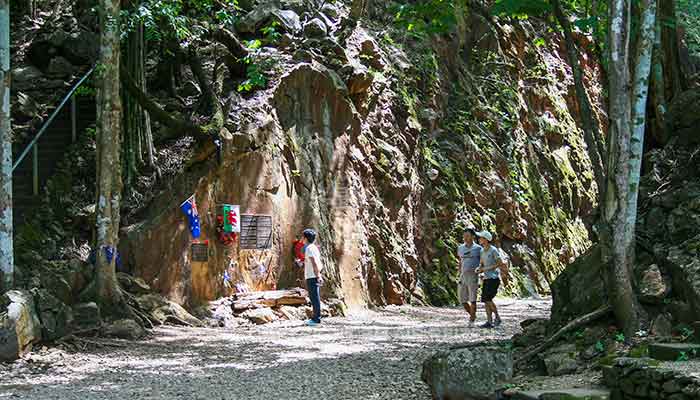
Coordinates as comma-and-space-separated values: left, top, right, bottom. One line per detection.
216, 215, 237, 246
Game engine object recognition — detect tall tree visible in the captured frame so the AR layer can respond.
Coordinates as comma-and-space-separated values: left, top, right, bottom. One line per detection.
0, 0, 11, 293
95, 0, 124, 310
602, 0, 657, 338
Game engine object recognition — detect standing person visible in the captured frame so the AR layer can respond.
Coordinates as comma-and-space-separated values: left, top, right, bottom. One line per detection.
303, 228, 324, 326
457, 228, 482, 326
475, 230, 506, 329
292, 235, 305, 269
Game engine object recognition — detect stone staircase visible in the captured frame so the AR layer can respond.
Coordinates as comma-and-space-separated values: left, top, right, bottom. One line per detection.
12, 95, 95, 227
506, 341, 700, 400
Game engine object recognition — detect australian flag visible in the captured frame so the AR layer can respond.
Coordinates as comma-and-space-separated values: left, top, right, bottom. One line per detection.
180, 195, 201, 239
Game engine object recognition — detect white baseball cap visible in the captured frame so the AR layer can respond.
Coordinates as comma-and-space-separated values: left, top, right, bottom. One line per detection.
476, 231, 493, 241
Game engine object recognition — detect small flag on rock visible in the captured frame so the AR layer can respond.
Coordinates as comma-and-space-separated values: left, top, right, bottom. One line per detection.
223, 204, 240, 233
180, 194, 201, 238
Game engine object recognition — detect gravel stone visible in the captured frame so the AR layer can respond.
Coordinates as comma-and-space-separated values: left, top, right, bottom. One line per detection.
0, 300, 550, 399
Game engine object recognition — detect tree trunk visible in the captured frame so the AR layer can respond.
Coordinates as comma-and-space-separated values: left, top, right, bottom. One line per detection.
627, 0, 656, 267
95, 0, 124, 310
602, 0, 641, 339
552, 0, 606, 195
0, 0, 12, 293
25, 0, 36, 18
659, 0, 684, 98
650, 7, 667, 144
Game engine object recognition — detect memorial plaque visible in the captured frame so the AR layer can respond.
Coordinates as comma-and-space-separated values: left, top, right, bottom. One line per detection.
240, 214, 273, 250
191, 243, 209, 262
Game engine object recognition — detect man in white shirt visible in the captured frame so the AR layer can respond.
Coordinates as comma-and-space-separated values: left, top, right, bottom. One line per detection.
303, 229, 323, 326
457, 229, 482, 326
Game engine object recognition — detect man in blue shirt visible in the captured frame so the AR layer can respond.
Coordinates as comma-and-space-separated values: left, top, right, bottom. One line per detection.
457, 229, 482, 326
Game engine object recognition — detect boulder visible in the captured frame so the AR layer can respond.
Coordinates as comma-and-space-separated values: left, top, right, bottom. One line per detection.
236, 4, 301, 34
273, 10, 302, 34
550, 245, 606, 326
11, 66, 44, 91
666, 242, 700, 319
650, 313, 673, 337
179, 80, 201, 97
72, 302, 101, 329
117, 273, 151, 295
33, 289, 73, 341
638, 264, 670, 304
666, 89, 700, 145
136, 294, 204, 327
0, 290, 42, 362
542, 344, 579, 375
303, 18, 328, 38
543, 351, 579, 376
277, 305, 306, 320
46, 56, 75, 78
422, 342, 513, 400
241, 307, 277, 324
62, 30, 99, 65
102, 319, 146, 340
513, 319, 547, 348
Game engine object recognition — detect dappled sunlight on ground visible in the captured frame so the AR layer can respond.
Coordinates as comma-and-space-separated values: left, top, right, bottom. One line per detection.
0, 299, 550, 400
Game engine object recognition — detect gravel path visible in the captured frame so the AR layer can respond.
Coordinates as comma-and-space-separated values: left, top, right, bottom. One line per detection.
0, 299, 550, 400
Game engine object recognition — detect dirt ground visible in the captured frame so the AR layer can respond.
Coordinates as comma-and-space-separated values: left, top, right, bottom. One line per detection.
0, 299, 551, 400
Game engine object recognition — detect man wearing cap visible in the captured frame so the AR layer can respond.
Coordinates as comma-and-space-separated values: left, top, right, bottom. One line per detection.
475, 230, 505, 328
303, 228, 324, 326
458, 229, 482, 326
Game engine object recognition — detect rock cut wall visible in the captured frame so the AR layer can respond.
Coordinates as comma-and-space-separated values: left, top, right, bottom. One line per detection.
121, 1, 602, 309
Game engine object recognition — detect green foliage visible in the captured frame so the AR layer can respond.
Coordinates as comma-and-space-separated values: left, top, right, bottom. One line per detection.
237, 40, 272, 93
677, 351, 689, 362
122, 0, 240, 42
615, 332, 626, 343
74, 77, 95, 97
391, 0, 458, 37
261, 21, 282, 43
629, 343, 649, 358
491, 0, 551, 18
595, 340, 605, 352
678, 0, 700, 57
680, 326, 695, 342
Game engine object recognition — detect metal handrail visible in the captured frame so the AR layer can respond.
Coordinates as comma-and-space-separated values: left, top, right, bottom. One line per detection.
12, 66, 95, 172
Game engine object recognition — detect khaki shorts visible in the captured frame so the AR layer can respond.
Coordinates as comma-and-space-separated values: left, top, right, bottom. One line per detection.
459, 273, 479, 304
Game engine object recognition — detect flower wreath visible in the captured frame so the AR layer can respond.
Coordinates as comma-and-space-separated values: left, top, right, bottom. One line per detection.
216, 215, 237, 246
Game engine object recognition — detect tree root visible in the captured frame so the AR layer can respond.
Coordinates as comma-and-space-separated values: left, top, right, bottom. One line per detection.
515, 305, 612, 366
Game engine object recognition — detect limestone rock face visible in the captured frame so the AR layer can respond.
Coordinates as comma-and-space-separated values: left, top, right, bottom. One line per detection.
422, 343, 513, 400
119, 3, 602, 311
0, 290, 42, 362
